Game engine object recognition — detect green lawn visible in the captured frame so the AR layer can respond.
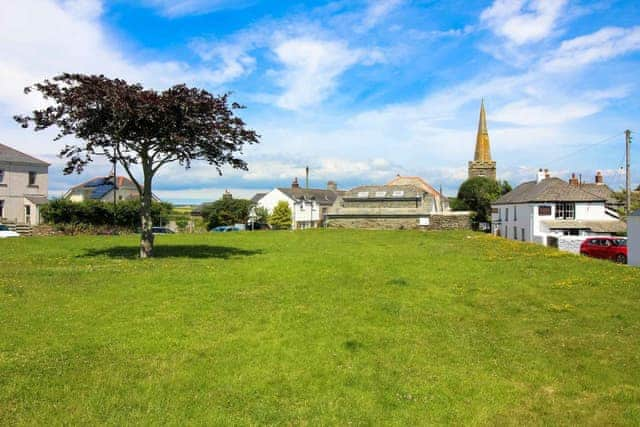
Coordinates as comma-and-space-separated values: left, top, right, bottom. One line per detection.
1, 230, 639, 424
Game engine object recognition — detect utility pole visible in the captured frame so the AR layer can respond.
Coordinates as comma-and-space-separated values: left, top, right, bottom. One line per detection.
112, 158, 118, 228
626, 129, 632, 215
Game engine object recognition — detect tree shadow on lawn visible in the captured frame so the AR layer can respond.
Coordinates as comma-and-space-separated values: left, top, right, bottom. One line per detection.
81, 245, 263, 259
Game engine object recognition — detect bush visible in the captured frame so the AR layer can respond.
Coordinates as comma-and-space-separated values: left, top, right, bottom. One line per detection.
269, 201, 292, 230
41, 199, 173, 231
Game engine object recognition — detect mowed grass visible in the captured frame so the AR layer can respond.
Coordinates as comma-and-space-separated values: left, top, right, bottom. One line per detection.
1, 230, 640, 425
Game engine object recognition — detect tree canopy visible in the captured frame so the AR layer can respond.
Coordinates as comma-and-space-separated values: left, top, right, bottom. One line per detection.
15, 73, 259, 257
202, 197, 252, 229
456, 177, 502, 224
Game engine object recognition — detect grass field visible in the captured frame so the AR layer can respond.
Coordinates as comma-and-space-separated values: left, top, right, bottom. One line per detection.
1, 230, 640, 424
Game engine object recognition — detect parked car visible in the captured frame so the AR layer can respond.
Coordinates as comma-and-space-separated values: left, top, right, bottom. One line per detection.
211, 225, 240, 232
0, 224, 20, 238
247, 222, 271, 231
152, 226, 175, 234
580, 237, 627, 263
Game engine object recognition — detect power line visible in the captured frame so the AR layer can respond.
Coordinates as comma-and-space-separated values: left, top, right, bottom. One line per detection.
545, 132, 625, 166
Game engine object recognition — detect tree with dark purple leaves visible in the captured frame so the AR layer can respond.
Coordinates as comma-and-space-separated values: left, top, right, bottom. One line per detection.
15, 73, 259, 258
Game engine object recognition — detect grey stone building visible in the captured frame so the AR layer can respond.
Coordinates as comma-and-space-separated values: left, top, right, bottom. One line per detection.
326, 184, 470, 230
0, 143, 49, 225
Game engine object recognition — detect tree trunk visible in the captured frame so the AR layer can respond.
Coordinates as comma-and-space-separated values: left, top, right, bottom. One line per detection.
139, 174, 154, 258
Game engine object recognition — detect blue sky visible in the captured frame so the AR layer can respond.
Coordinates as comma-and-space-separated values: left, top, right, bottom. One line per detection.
1, 0, 639, 203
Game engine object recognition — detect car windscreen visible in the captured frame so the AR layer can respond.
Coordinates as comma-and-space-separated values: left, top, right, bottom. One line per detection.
0, 225, 8, 231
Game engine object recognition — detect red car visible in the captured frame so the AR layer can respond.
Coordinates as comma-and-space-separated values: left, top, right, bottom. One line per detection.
580, 237, 628, 263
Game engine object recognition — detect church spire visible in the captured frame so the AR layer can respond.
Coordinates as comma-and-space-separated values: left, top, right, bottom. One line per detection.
474, 99, 492, 162
468, 99, 497, 180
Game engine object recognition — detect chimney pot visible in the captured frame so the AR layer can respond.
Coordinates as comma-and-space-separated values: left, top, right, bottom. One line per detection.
569, 173, 579, 186
595, 171, 604, 184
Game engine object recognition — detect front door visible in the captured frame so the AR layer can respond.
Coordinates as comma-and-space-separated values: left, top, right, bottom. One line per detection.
24, 205, 31, 225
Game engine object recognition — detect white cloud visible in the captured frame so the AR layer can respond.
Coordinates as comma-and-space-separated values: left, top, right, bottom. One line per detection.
360, 0, 404, 31
542, 26, 640, 72
141, 0, 252, 17
273, 38, 376, 110
0, 0, 247, 153
481, 0, 568, 45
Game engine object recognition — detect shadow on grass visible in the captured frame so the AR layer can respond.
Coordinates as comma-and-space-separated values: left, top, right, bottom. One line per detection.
81, 245, 263, 259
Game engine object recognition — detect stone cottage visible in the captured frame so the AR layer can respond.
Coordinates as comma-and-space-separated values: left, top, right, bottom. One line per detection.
326, 184, 470, 230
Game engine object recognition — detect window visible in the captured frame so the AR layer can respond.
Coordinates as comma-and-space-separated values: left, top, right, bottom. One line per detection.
521, 228, 525, 241
0, 170, 4, 183
28, 171, 37, 186
0, 200, 4, 218
555, 202, 575, 220
538, 206, 552, 216
505, 208, 509, 221
514, 206, 517, 221
392, 190, 404, 197
513, 226, 517, 240
357, 191, 369, 198
375, 191, 387, 197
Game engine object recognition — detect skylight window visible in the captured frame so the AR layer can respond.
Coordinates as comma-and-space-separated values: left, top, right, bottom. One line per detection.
392, 190, 404, 197
357, 192, 369, 198
375, 191, 387, 197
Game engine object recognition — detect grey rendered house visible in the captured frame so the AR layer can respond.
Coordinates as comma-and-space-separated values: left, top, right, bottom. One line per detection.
0, 143, 49, 225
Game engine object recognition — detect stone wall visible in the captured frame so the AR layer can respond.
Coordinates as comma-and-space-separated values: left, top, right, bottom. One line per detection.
327, 213, 472, 231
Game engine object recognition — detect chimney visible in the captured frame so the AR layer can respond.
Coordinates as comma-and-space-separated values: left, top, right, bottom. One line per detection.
291, 177, 300, 189
544, 168, 550, 179
569, 173, 579, 186
305, 166, 309, 189
536, 168, 546, 183
222, 189, 232, 200
595, 171, 604, 185
327, 180, 337, 191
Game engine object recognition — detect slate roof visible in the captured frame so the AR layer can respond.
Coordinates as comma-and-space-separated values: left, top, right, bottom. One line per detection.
579, 183, 619, 204
494, 178, 605, 205
66, 176, 139, 200
542, 219, 627, 233
342, 185, 423, 199
24, 195, 49, 205
0, 143, 50, 166
387, 176, 442, 198
277, 187, 342, 206
250, 193, 266, 204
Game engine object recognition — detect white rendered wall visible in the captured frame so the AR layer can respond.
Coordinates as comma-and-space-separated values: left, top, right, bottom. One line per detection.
0, 162, 48, 223
629, 216, 640, 267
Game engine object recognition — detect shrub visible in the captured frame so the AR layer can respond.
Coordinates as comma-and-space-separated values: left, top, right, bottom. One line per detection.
41, 199, 172, 231
269, 201, 292, 230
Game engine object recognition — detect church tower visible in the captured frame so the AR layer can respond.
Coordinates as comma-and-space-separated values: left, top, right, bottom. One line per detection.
468, 99, 496, 180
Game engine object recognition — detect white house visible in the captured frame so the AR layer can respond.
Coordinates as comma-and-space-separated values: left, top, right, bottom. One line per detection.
629, 210, 640, 267
0, 143, 49, 225
64, 175, 159, 203
491, 169, 626, 248
255, 179, 342, 229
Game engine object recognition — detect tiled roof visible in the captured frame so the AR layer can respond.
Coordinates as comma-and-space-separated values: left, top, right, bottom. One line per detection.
494, 178, 605, 204
387, 176, 442, 198
0, 143, 49, 166
542, 219, 627, 233
277, 188, 341, 206
579, 183, 618, 204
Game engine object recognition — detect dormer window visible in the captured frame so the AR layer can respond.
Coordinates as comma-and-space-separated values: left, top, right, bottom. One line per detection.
28, 171, 37, 186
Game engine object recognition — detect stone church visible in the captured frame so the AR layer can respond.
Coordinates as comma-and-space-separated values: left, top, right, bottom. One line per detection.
468, 100, 496, 180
